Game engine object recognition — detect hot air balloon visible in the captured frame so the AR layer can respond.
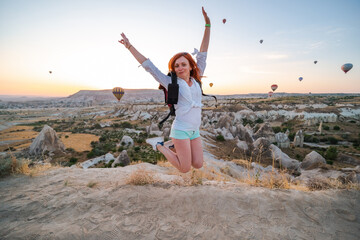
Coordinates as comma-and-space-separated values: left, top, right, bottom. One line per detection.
271, 84, 278, 91
209, 83, 213, 87
268, 91, 273, 97
341, 63, 353, 74
112, 87, 125, 101
222, 19, 226, 24
260, 39, 263, 44
49, 71, 52, 74
299, 77, 303, 81
314, 61, 317, 64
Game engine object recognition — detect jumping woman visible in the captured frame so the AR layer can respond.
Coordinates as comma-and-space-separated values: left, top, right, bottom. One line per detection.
119, 7, 211, 173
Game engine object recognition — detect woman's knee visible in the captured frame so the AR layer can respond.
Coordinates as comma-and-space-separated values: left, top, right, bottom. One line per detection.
192, 161, 203, 169
179, 165, 191, 173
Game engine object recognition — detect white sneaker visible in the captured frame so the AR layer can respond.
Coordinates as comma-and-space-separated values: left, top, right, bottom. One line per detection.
146, 137, 164, 151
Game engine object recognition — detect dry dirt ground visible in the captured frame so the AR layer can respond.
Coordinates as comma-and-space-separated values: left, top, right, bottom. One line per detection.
0, 167, 359, 240
0, 126, 99, 153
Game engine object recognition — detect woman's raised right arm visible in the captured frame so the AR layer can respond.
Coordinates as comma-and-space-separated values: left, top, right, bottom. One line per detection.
119, 33, 146, 64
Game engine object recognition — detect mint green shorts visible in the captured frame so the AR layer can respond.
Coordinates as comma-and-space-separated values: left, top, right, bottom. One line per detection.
170, 129, 200, 140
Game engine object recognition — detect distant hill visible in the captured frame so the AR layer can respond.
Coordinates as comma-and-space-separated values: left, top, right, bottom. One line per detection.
61, 89, 164, 104
1, 90, 359, 104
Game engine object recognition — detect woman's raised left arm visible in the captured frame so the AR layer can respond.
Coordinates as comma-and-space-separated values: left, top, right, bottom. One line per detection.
200, 7, 210, 53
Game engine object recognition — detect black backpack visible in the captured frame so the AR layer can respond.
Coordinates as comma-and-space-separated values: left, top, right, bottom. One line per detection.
158, 72, 217, 127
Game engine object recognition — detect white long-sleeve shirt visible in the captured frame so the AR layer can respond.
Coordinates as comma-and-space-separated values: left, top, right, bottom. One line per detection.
142, 52, 207, 131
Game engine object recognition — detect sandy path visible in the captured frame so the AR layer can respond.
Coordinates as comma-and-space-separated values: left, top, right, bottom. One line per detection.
0, 167, 359, 240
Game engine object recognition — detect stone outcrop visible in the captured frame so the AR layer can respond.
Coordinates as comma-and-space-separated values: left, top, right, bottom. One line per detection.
300, 151, 326, 170
146, 122, 163, 136
216, 115, 232, 129
270, 145, 301, 170
293, 130, 304, 147
252, 137, 272, 159
112, 150, 130, 167
336, 153, 360, 166
162, 127, 171, 139
81, 153, 115, 169
253, 123, 276, 143
29, 125, 65, 155
318, 121, 323, 133
234, 124, 254, 144
275, 132, 290, 148
118, 136, 134, 148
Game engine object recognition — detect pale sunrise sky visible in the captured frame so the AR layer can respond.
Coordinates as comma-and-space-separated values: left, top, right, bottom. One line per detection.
0, 0, 359, 97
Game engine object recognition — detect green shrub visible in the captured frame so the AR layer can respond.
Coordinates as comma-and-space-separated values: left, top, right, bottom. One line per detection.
326, 160, 334, 165
333, 126, 340, 130
69, 157, 78, 164
65, 135, 69, 138
242, 118, 253, 127
216, 135, 225, 141
0, 157, 12, 177
134, 146, 140, 152
304, 134, 312, 142
323, 125, 330, 130
328, 137, 338, 144
325, 146, 338, 160
288, 132, 295, 141
66, 148, 75, 152
255, 118, 264, 124
272, 126, 281, 133
104, 160, 114, 168
120, 121, 132, 128
87, 151, 95, 158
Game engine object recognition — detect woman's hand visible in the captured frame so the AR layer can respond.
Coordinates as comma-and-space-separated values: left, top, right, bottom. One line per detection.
118, 32, 132, 49
202, 7, 210, 25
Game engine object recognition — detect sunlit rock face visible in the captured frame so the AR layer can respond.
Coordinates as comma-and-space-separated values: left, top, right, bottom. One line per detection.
29, 125, 65, 155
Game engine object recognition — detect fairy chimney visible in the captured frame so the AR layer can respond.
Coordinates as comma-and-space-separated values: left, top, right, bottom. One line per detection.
29, 125, 65, 155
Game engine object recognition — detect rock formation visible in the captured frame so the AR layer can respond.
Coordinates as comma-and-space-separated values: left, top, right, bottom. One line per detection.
118, 136, 134, 148
81, 153, 115, 169
293, 130, 304, 147
275, 132, 290, 148
300, 151, 326, 170
29, 125, 65, 155
253, 122, 276, 143
270, 145, 300, 170
112, 150, 130, 167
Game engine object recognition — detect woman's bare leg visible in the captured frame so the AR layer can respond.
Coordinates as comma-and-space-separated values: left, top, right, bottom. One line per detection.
157, 138, 192, 173
190, 137, 204, 169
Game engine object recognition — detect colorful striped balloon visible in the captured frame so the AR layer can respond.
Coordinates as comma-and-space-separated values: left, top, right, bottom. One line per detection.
112, 87, 125, 101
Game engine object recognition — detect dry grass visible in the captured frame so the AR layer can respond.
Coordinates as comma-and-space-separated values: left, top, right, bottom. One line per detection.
87, 181, 97, 188
130, 160, 145, 165
58, 132, 99, 152
307, 177, 360, 191
126, 167, 156, 185
2, 150, 55, 177
243, 170, 291, 189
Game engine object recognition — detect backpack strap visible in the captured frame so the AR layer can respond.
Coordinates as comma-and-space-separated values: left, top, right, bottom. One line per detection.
197, 80, 218, 108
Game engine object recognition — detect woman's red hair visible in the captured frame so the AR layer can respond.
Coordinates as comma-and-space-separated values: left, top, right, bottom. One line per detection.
168, 52, 202, 84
